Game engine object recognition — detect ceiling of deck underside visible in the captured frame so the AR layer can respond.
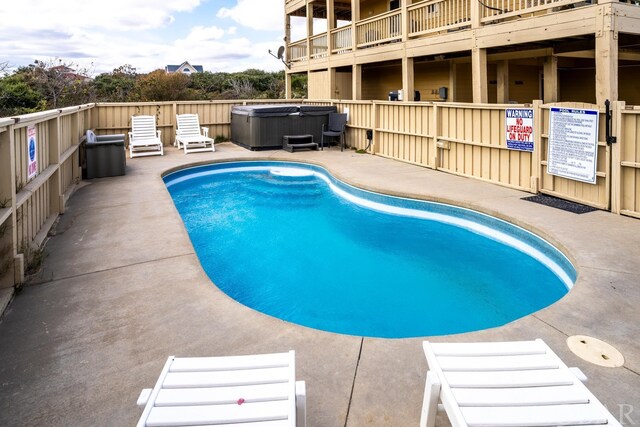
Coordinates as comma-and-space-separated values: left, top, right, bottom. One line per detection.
289, 1, 352, 21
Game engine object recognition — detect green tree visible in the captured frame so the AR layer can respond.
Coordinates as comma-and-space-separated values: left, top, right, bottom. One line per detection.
94, 65, 138, 102
28, 59, 94, 108
0, 72, 46, 116
135, 69, 194, 101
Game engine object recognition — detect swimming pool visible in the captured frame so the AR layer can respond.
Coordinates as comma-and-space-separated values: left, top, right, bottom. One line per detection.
164, 161, 575, 338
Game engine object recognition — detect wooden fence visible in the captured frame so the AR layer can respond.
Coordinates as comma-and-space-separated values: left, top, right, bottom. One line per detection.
0, 99, 638, 290
0, 104, 92, 289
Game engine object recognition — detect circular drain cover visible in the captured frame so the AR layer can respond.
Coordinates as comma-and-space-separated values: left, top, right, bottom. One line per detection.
567, 335, 624, 367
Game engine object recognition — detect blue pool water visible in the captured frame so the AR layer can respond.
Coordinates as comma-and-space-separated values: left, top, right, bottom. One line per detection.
164, 161, 575, 338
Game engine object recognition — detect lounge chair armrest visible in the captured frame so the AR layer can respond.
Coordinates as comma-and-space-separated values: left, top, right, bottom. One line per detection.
156, 130, 162, 138
201, 127, 209, 137
295, 381, 306, 427
137, 388, 152, 409
569, 367, 588, 383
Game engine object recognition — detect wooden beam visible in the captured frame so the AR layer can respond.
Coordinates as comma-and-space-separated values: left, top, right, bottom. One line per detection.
472, 47, 488, 103
352, 64, 362, 100
449, 62, 456, 102
543, 55, 558, 103
285, 72, 292, 99
488, 48, 553, 61
402, 56, 415, 102
497, 60, 509, 103
595, 5, 618, 104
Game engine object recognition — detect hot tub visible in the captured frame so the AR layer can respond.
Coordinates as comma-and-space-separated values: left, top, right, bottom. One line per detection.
231, 104, 337, 150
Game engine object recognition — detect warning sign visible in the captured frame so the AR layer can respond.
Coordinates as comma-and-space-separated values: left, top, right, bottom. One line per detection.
505, 108, 534, 152
27, 125, 38, 180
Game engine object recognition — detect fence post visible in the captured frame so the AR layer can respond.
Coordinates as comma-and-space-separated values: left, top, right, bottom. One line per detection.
431, 102, 439, 169
371, 101, 379, 155
0, 121, 16, 288
531, 100, 542, 193
48, 116, 63, 215
610, 100, 624, 214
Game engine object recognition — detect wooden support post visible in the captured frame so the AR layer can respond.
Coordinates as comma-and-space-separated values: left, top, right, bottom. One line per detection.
403, 56, 415, 102
531, 99, 542, 193
351, 0, 359, 52
353, 64, 362, 100
329, 67, 337, 100
448, 62, 457, 102
595, 4, 618, 105
285, 72, 292, 100
284, 13, 292, 99
401, 0, 409, 42
327, 0, 335, 54
497, 60, 509, 104
306, 1, 313, 61
472, 47, 488, 103
543, 56, 558, 103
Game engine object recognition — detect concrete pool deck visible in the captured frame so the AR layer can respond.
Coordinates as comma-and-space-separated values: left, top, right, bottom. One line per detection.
0, 142, 638, 426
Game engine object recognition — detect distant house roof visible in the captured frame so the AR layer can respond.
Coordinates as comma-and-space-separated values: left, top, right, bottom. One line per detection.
49, 65, 92, 81
165, 61, 204, 74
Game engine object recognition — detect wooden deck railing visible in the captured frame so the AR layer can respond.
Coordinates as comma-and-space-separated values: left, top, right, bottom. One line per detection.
1, 99, 638, 290
356, 9, 402, 48
310, 33, 329, 59
408, 0, 471, 37
288, 39, 307, 62
331, 26, 352, 54
480, 0, 592, 23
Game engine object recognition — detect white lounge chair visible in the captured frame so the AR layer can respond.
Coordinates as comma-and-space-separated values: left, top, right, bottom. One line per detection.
137, 350, 306, 427
420, 339, 621, 427
128, 115, 164, 158
175, 113, 215, 154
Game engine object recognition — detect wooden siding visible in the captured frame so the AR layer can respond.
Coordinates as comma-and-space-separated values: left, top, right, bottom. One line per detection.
438, 102, 535, 190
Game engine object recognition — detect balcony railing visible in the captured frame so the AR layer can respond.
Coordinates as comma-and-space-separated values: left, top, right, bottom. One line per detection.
289, 39, 308, 63
288, 0, 637, 62
331, 26, 353, 54
356, 9, 402, 48
480, 0, 593, 23
408, 0, 471, 37
310, 33, 329, 59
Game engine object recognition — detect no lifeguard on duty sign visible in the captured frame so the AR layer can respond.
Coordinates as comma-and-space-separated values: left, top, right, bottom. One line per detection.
505, 108, 534, 152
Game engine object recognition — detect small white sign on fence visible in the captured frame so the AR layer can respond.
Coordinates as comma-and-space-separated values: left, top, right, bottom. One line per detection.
547, 107, 599, 184
505, 108, 534, 152
27, 125, 38, 180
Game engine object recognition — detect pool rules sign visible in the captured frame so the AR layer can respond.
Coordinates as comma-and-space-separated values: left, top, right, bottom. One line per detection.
547, 107, 599, 184
505, 108, 534, 152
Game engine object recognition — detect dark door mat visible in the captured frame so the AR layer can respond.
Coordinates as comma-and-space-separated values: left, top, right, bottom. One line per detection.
521, 195, 599, 214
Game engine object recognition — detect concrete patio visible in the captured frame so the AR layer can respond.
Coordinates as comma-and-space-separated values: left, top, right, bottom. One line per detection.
0, 142, 638, 426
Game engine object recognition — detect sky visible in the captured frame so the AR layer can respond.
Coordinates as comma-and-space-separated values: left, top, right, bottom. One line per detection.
0, 0, 307, 75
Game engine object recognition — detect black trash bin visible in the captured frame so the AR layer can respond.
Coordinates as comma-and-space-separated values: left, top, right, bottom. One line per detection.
84, 130, 126, 179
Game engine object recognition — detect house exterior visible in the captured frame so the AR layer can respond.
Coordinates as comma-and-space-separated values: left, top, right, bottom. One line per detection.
165, 61, 204, 74
283, 0, 640, 105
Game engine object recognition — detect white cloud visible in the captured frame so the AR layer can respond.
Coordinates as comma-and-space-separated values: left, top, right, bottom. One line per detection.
0, 0, 202, 32
0, 0, 288, 74
217, 0, 283, 31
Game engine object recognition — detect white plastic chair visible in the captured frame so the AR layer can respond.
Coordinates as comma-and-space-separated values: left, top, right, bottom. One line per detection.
420, 339, 622, 427
175, 114, 215, 154
137, 350, 306, 427
128, 116, 163, 158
